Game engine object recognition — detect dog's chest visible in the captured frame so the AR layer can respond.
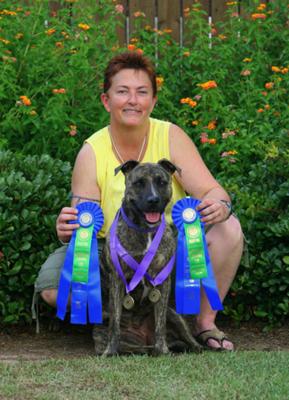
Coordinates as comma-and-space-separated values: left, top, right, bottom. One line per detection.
116, 224, 175, 280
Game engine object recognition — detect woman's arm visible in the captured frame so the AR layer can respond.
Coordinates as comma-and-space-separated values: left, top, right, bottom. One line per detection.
56, 143, 100, 242
169, 124, 231, 224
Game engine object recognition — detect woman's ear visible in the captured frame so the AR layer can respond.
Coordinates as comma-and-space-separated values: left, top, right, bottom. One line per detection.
150, 96, 157, 113
100, 92, 111, 112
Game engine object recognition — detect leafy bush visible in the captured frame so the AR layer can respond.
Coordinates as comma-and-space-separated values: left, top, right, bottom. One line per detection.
0, 150, 71, 323
0, 0, 288, 325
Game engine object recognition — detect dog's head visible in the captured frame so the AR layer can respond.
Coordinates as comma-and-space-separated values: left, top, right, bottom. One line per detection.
115, 159, 181, 227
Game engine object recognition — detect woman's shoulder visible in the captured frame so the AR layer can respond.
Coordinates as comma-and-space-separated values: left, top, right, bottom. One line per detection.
85, 126, 109, 146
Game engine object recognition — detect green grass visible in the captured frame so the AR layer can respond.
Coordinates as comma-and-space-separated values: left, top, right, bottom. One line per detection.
1, 352, 289, 400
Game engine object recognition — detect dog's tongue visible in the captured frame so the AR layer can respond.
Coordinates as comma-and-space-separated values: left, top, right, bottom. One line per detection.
144, 212, 161, 223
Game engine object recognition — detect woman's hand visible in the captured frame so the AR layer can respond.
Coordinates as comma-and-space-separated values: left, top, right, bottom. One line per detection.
56, 207, 79, 243
196, 199, 231, 225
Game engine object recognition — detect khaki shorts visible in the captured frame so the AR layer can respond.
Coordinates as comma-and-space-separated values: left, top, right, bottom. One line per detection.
34, 240, 105, 294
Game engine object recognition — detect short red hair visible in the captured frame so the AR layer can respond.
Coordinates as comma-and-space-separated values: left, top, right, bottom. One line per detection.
103, 52, 157, 97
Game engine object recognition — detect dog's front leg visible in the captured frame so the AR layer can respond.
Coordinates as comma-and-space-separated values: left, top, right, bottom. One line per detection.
103, 273, 123, 356
153, 277, 171, 355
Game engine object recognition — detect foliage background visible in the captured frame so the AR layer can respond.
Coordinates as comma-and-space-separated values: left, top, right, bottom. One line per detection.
0, 0, 288, 325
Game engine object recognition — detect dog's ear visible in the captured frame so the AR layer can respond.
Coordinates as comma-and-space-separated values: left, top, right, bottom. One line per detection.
158, 159, 182, 176
114, 160, 139, 176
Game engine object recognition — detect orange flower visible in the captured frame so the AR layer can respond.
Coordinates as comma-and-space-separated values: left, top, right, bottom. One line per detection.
243, 58, 252, 63
207, 120, 217, 130
226, 1, 237, 5
257, 108, 264, 113
0, 9, 17, 16
264, 104, 270, 110
265, 82, 274, 89
45, 28, 56, 36
134, 11, 145, 18
272, 66, 281, 73
218, 34, 227, 40
127, 44, 136, 51
208, 138, 217, 145
156, 76, 164, 89
130, 37, 138, 43
15, 33, 23, 39
136, 48, 143, 55
198, 80, 218, 90
257, 3, 266, 11
163, 28, 172, 34
183, 51, 190, 57
19, 95, 31, 106
52, 88, 66, 94
0, 38, 10, 45
78, 23, 90, 31
55, 41, 64, 48
281, 67, 288, 74
180, 97, 197, 108
192, 120, 199, 126
251, 13, 266, 20
184, 7, 190, 17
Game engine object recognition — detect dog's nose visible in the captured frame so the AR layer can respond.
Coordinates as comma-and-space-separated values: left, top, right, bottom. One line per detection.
147, 195, 160, 205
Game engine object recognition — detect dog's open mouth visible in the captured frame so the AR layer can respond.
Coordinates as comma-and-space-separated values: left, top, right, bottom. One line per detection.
144, 212, 161, 224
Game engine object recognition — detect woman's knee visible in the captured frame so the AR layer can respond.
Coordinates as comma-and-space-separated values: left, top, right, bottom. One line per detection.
41, 288, 58, 307
207, 215, 243, 249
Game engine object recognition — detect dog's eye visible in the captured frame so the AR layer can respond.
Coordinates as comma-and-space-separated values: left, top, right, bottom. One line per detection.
134, 179, 145, 187
155, 177, 167, 186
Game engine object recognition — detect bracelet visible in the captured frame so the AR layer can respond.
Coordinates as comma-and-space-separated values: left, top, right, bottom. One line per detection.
219, 200, 233, 221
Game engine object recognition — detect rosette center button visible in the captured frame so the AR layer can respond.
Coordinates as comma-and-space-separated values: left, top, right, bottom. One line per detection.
79, 212, 93, 227
182, 208, 196, 223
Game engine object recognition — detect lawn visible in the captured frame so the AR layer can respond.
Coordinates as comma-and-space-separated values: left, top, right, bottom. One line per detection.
1, 351, 289, 400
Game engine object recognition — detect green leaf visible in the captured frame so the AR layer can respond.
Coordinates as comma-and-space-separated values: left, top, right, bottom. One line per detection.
282, 256, 289, 265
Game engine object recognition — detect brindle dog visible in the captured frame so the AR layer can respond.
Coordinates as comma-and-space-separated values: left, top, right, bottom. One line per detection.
102, 159, 201, 356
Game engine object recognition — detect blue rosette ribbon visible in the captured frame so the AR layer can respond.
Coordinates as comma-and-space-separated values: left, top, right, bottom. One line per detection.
172, 197, 223, 314
56, 202, 104, 324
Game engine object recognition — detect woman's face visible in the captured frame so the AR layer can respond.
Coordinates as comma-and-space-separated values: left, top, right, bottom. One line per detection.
101, 68, 157, 128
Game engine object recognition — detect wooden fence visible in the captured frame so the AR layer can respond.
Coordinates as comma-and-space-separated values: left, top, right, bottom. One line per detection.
48, 0, 271, 44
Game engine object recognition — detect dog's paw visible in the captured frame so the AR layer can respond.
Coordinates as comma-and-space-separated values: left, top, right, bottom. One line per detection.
102, 345, 119, 357
152, 343, 170, 356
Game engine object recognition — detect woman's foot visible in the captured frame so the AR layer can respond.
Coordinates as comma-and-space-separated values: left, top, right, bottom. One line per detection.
193, 321, 234, 351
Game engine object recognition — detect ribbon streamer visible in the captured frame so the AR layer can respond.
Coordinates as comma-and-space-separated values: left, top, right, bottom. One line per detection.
56, 202, 104, 324
172, 197, 223, 314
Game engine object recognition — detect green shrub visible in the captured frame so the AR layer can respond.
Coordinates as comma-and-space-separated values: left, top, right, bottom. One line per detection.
0, 150, 71, 323
0, 0, 288, 325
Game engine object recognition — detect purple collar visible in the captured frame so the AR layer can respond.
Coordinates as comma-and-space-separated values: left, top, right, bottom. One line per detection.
120, 206, 161, 233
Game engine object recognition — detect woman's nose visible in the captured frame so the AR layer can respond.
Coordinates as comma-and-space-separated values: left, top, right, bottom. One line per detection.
128, 91, 137, 104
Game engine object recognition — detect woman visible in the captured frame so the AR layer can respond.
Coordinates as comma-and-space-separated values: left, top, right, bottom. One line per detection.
35, 51, 243, 351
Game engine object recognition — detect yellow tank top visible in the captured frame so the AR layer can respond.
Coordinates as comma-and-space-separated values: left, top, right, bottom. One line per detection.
85, 118, 186, 238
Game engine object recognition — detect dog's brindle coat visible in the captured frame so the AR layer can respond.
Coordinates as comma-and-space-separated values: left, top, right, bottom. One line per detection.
102, 159, 201, 356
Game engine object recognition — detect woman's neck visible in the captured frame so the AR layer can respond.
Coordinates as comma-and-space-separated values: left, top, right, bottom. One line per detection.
109, 120, 150, 146
108, 120, 150, 163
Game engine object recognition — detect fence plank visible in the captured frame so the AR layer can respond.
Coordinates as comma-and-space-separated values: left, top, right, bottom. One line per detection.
45, 0, 249, 44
